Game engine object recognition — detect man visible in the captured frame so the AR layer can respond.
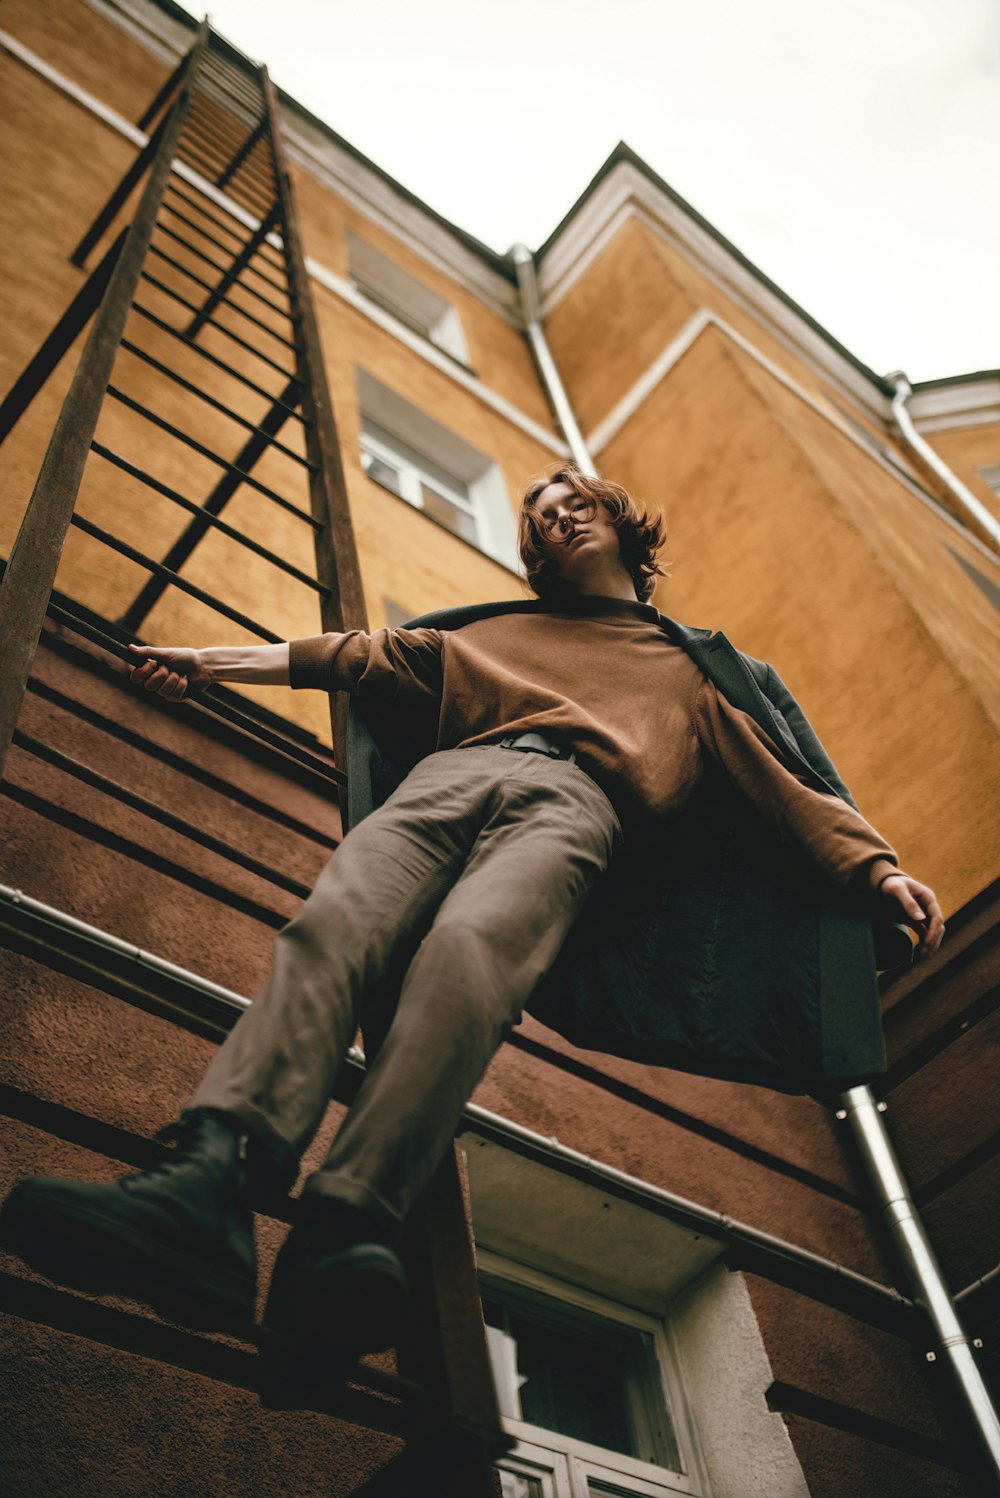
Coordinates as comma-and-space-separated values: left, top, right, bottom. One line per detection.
2, 465, 944, 1369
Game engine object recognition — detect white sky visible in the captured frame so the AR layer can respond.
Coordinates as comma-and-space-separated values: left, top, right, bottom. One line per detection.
203, 0, 999, 383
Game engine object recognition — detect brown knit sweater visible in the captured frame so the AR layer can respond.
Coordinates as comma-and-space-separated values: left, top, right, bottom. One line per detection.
290, 596, 898, 897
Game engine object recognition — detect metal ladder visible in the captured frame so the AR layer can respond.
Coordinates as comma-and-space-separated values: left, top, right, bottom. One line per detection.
0, 23, 508, 1493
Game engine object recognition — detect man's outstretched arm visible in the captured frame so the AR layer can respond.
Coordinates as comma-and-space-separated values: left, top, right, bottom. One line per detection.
128, 642, 292, 698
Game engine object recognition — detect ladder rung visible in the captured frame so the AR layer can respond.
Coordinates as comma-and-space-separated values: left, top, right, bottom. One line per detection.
91, 441, 324, 589
117, 341, 312, 468
130, 302, 304, 421
177, 140, 274, 214
165, 171, 285, 264
159, 192, 289, 297
68, 513, 287, 642
148, 241, 295, 346
153, 222, 289, 319
42, 595, 345, 787
104, 386, 319, 524
139, 271, 297, 379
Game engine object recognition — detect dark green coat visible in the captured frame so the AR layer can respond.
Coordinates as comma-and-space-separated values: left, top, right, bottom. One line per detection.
343, 598, 907, 1096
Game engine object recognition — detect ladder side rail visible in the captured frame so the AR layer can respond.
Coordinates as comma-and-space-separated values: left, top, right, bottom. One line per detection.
0, 22, 211, 783
261, 70, 366, 645
261, 71, 510, 1485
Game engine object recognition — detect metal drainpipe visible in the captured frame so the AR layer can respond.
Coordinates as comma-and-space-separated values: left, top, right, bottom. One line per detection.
837, 1086, 1000, 1476
502, 262, 1000, 1472
510, 243, 596, 475
886, 371, 1000, 551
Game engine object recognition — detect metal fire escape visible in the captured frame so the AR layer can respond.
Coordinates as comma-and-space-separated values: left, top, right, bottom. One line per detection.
0, 24, 508, 1495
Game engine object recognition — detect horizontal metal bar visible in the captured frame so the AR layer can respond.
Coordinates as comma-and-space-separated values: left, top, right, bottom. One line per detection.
178, 138, 274, 212
153, 221, 288, 320
0, 880, 919, 1337
181, 111, 258, 163
161, 187, 289, 297
68, 513, 285, 642
13, 731, 313, 898
32, 591, 345, 789
192, 72, 261, 126
117, 339, 311, 469
166, 168, 286, 267
129, 302, 302, 421
139, 271, 296, 379
164, 173, 270, 240
25, 675, 338, 850
184, 103, 264, 154
105, 384, 317, 522
91, 442, 324, 592
146, 244, 295, 349
199, 57, 261, 107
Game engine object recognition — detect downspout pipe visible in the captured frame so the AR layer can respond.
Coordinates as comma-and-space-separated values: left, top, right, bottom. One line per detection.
496, 274, 1000, 1472
837, 1086, 1000, 1476
887, 371, 1000, 551
510, 243, 596, 475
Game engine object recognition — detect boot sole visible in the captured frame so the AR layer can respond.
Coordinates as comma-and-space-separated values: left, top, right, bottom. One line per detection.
2, 1181, 256, 1336
260, 1242, 409, 1395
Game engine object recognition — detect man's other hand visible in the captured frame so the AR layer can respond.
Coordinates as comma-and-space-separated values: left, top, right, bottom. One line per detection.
879, 874, 945, 960
128, 644, 209, 701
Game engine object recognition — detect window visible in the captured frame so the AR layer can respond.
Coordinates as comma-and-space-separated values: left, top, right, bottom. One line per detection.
382, 596, 416, 629
976, 463, 1000, 500
481, 1270, 698, 1498
347, 231, 471, 366
357, 369, 520, 570
361, 417, 480, 547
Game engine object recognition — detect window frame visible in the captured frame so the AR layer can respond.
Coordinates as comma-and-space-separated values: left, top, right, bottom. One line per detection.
480, 1255, 705, 1498
347, 229, 473, 369
355, 370, 522, 573
360, 418, 481, 547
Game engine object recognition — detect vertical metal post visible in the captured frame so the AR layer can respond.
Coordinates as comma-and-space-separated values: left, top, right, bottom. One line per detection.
260, 70, 367, 645
837, 1085, 1000, 1478
0, 22, 210, 782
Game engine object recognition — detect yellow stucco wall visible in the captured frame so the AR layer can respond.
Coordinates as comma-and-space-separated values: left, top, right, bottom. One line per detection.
924, 420, 1000, 521
0, 0, 558, 745
597, 325, 1000, 913
3, 0, 997, 906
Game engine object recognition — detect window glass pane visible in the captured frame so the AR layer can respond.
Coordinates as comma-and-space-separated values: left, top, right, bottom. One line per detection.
498, 1471, 546, 1498
355, 279, 436, 341
512, 1312, 635, 1457
481, 1288, 680, 1472
361, 447, 405, 498
420, 482, 479, 545
363, 418, 471, 501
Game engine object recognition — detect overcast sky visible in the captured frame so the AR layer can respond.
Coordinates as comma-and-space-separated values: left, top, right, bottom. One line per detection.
202, 0, 999, 384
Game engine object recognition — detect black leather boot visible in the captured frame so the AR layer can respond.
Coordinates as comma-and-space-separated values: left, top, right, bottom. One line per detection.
261, 1197, 409, 1398
1, 1109, 257, 1333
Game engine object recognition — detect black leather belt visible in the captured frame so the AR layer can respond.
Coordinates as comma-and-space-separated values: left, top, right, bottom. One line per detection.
497, 731, 576, 764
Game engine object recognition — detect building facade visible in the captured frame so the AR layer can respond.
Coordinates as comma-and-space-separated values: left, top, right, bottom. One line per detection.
1, 1, 999, 1494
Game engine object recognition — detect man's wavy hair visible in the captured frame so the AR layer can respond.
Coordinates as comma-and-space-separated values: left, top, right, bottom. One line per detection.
519, 465, 667, 604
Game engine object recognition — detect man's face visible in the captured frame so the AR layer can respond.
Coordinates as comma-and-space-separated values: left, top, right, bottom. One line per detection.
532, 482, 621, 578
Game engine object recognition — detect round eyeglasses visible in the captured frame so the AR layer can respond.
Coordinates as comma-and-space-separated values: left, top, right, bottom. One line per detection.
533, 496, 597, 538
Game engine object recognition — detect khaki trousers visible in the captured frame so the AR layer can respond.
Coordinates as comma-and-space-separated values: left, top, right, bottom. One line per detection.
188, 746, 621, 1230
